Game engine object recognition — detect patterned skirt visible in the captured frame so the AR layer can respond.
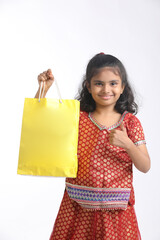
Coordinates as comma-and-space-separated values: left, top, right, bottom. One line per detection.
49, 189, 141, 240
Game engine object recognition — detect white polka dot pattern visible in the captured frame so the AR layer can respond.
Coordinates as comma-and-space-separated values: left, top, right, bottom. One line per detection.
49, 111, 145, 239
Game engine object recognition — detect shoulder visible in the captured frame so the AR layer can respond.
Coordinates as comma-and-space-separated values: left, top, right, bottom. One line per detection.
124, 112, 146, 144
80, 111, 88, 119
79, 111, 90, 128
79, 111, 89, 123
124, 112, 143, 128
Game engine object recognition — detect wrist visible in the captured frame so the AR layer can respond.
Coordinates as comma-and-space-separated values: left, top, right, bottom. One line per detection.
124, 138, 135, 152
38, 85, 49, 93
44, 86, 49, 93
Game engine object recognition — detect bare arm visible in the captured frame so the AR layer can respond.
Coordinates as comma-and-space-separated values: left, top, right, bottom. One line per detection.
109, 122, 151, 173
125, 140, 151, 173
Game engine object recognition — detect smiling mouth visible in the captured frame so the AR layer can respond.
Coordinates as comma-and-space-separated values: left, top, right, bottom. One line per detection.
99, 95, 113, 99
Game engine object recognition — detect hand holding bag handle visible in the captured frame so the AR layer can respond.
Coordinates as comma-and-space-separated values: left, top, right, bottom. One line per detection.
38, 79, 62, 103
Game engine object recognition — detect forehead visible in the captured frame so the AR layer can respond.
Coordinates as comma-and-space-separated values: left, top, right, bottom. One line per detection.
91, 67, 121, 80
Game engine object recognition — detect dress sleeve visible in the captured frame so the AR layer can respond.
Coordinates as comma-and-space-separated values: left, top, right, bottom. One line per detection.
127, 114, 146, 146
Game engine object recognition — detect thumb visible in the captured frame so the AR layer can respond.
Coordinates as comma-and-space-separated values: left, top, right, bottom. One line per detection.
120, 122, 126, 132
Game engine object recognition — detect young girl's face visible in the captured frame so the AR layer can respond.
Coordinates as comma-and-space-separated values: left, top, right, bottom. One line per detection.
87, 67, 125, 111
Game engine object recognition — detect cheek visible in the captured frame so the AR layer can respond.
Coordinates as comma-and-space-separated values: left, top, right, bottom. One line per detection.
114, 87, 122, 93
90, 86, 98, 93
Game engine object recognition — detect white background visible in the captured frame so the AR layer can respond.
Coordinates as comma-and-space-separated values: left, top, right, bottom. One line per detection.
0, 0, 160, 239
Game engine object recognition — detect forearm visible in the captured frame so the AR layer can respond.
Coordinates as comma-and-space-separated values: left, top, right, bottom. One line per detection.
124, 139, 150, 173
34, 87, 48, 98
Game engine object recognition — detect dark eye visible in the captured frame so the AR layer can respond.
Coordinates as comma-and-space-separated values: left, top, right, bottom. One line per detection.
111, 82, 117, 86
95, 82, 103, 86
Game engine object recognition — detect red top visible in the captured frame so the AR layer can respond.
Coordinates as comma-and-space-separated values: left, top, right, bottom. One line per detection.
50, 110, 145, 239
66, 110, 146, 206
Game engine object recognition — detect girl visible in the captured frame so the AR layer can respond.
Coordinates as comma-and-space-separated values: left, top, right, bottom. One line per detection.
35, 53, 151, 240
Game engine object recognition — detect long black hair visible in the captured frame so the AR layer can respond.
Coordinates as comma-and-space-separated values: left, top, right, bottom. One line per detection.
76, 53, 138, 115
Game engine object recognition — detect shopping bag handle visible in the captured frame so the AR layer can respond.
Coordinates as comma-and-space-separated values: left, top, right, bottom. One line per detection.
38, 79, 62, 103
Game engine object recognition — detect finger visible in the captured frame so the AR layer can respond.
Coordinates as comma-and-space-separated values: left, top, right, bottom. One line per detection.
110, 129, 116, 133
110, 130, 114, 134
38, 74, 42, 81
109, 130, 115, 136
41, 75, 46, 81
38, 74, 46, 82
109, 133, 113, 139
40, 71, 47, 80
120, 122, 124, 128
42, 72, 48, 80
120, 122, 126, 132
47, 69, 54, 79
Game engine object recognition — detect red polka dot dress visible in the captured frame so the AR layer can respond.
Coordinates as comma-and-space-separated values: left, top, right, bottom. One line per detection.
50, 110, 146, 240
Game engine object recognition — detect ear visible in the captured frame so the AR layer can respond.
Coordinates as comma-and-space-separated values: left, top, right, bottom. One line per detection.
86, 81, 91, 93
121, 84, 125, 94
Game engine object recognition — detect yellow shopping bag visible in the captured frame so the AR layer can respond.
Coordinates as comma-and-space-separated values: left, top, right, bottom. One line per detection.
17, 81, 80, 177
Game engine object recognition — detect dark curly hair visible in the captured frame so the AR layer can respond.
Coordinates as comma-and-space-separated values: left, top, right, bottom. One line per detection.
76, 53, 138, 115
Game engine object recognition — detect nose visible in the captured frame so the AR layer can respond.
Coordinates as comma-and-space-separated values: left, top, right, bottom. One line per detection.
102, 84, 110, 93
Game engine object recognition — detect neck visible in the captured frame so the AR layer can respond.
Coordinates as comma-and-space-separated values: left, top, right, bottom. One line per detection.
94, 106, 118, 116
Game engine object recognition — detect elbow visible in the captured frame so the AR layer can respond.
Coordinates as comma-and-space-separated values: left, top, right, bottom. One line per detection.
142, 167, 150, 173
142, 160, 151, 173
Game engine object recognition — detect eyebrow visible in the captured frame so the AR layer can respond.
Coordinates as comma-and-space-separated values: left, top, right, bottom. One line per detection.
93, 80, 120, 83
